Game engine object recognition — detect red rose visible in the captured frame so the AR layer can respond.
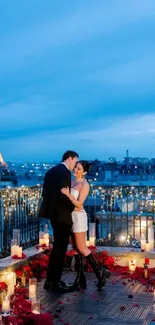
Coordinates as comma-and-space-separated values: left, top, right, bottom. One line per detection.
42, 255, 49, 263
23, 265, 31, 272
0, 282, 6, 291
145, 258, 150, 265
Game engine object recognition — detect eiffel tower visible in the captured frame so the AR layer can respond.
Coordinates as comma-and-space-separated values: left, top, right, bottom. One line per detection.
0, 152, 7, 167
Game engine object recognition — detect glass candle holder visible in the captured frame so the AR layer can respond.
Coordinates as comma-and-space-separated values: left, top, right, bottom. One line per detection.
29, 278, 37, 300
31, 299, 40, 314
2, 294, 10, 317
89, 222, 96, 237
5, 272, 16, 286
13, 229, 20, 245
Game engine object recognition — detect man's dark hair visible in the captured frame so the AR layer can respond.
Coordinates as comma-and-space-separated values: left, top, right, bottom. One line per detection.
62, 150, 79, 162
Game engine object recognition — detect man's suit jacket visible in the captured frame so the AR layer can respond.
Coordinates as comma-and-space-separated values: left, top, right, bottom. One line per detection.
38, 164, 75, 226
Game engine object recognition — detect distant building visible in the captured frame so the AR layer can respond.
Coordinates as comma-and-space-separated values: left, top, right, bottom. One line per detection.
108, 157, 116, 163
104, 162, 119, 181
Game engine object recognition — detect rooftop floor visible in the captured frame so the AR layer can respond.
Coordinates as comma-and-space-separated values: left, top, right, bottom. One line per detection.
38, 271, 155, 325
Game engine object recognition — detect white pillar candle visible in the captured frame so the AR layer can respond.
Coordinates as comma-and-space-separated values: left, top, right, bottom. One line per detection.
11, 245, 17, 257
7, 284, 14, 296
146, 242, 150, 252
44, 233, 49, 240
2, 295, 10, 316
140, 239, 146, 250
129, 260, 136, 272
33, 310, 40, 314
18, 247, 22, 258
44, 239, 49, 246
31, 299, 40, 314
5, 272, 16, 286
149, 240, 154, 250
39, 238, 45, 245
14, 245, 19, 255
89, 237, 96, 246
2, 299, 10, 310
44, 233, 49, 246
29, 284, 36, 300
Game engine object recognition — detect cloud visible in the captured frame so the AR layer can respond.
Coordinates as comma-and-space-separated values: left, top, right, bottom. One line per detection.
1, 0, 155, 160
1, 0, 155, 74
1, 113, 155, 161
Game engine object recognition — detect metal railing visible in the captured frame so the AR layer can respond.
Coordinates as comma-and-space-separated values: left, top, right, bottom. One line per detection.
0, 184, 155, 257
0, 185, 42, 257
85, 185, 155, 247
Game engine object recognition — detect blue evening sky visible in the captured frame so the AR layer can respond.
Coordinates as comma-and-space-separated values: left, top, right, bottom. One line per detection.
0, 0, 155, 162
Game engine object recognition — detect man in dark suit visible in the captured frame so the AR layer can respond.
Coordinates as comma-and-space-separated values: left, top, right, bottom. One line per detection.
39, 150, 78, 292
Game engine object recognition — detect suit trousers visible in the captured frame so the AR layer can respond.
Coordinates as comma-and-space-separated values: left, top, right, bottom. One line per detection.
47, 223, 72, 287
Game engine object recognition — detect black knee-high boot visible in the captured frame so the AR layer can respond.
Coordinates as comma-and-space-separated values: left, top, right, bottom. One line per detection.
85, 253, 107, 289
73, 254, 87, 289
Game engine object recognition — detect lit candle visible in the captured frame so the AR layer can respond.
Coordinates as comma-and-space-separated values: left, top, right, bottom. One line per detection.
29, 278, 37, 300
31, 299, 40, 314
11, 245, 17, 257
29, 284, 36, 300
5, 272, 16, 286
39, 238, 45, 245
89, 237, 96, 246
44, 233, 49, 241
44, 239, 49, 246
18, 247, 22, 258
146, 242, 150, 252
140, 239, 146, 250
129, 259, 136, 272
14, 245, 19, 255
32, 310, 40, 314
39, 231, 44, 246
7, 284, 14, 296
2, 295, 10, 316
44, 233, 49, 246
150, 240, 154, 250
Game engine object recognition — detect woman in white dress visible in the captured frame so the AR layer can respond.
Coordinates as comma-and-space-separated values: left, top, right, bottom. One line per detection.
61, 161, 110, 290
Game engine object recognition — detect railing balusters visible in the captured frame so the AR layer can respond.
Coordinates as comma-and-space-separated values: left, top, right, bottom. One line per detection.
0, 184, 155, 254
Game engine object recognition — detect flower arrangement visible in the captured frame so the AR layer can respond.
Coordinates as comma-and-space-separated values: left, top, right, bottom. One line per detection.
0, 285, 53, 325
14, 247, 155, 288
12, 252, 27, 260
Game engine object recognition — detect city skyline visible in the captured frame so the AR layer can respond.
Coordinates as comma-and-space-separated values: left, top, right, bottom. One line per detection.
1, 0, 155, 161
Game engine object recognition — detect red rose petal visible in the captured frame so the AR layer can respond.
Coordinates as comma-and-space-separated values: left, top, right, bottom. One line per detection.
132, 304, 140, 307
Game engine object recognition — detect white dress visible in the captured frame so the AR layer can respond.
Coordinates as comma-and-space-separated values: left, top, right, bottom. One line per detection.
71, 188, 88, 233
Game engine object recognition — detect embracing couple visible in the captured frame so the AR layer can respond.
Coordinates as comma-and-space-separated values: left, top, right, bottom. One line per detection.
39, 150, 110, 293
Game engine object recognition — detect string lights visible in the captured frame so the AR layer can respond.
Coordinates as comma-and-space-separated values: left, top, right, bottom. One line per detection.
0, 184, 155, 248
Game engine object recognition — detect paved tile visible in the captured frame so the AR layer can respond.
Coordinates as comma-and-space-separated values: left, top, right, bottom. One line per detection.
37, 272, 155, 325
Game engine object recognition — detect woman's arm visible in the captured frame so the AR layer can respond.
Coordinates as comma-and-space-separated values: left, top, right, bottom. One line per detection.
61, 182, 90, 209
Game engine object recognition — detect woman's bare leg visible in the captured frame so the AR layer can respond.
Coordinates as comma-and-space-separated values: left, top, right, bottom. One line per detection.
73, 232, 90, 256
